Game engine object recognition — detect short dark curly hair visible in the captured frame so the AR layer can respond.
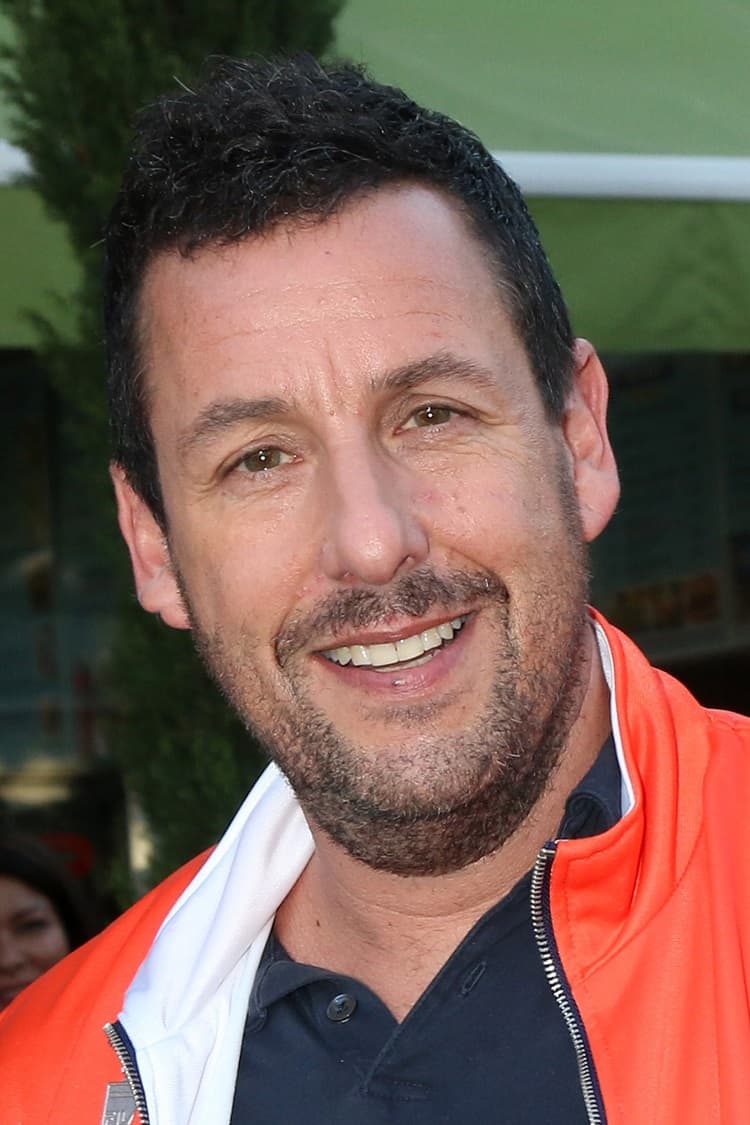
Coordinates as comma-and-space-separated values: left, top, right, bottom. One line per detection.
104, 54, 575, 528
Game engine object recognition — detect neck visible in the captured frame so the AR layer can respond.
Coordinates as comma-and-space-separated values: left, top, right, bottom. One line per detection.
275, 622, 611, 1020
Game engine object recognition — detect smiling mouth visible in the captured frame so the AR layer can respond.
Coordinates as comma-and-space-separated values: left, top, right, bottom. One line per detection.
321, 615, 467, 671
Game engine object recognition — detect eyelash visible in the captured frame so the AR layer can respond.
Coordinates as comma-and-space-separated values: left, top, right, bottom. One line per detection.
401, 402, 459, 430
226, 446, 295, 478
223, 401, 465, 480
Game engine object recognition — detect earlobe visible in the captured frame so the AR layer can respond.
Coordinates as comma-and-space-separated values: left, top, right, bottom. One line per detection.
563, 340, 621, 543
110, 465, 190, 630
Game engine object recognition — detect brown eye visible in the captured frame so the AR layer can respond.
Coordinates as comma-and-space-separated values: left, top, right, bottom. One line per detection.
240, 447, 290, 473
409, 404, 454, 428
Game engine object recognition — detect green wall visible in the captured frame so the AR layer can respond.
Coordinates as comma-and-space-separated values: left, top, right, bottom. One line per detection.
0, 186, 78, 347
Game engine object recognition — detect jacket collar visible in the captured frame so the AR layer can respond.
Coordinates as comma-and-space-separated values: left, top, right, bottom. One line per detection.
119, 763, 314, 1125
553, 610, 712, 971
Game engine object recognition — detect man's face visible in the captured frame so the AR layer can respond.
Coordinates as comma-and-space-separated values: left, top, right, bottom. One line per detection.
117, 185, 617, 874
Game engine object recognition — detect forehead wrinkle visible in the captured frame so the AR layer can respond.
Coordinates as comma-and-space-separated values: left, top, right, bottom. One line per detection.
177, 395, 291, 462
193, 272, 470, 340
186, 302, 468, 342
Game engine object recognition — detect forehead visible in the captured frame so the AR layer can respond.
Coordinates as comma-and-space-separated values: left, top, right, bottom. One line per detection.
0, 875, 52, 915
139, 185, 533, 421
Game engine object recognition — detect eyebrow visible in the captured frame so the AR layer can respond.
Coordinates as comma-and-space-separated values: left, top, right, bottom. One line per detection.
178, 396, 289, 462
377, 350, 500, 396
177, 350, 500, 462
11, 905, 48, 922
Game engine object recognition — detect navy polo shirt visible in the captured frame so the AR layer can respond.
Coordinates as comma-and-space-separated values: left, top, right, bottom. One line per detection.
230, 739, 621, 1123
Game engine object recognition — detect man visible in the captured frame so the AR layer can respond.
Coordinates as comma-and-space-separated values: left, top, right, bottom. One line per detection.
1, 54, 749, 1125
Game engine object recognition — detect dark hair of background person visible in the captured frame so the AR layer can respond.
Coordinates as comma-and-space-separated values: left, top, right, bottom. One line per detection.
104, 53, 576, 530
0, 833, 99, 951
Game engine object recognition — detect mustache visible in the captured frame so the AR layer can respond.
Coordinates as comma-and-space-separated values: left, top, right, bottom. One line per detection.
275, 566, 508, 666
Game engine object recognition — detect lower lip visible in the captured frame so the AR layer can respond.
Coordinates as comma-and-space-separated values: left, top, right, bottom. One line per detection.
314, 615, 475, 696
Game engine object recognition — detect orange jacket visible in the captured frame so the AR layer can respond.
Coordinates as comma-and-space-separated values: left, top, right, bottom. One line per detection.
1, 615, 749, 1123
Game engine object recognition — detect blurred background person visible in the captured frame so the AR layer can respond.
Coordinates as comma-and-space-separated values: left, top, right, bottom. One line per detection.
0, 832, 97, 1012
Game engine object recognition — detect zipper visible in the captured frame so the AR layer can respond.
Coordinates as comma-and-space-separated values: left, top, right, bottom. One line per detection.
530, 842, 606, 1125
104, 1020, 150, 1125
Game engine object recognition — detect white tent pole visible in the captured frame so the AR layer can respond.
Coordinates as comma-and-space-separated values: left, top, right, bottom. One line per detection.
2, 138, 749, 201
493, 151, 750, 202
0, 139, 31, 183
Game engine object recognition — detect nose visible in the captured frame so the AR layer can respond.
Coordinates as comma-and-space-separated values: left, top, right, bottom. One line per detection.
319, 442, 429, 585
0, 932, 25, 974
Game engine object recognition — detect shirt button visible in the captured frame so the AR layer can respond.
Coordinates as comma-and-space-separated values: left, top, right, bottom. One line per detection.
326, 993, 357, 1022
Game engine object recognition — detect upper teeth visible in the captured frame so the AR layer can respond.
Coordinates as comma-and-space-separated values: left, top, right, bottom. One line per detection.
323, 616, 467, 668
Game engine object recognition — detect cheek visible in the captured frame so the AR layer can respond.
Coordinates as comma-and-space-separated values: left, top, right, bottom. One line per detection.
181, 522, 317, 646
425, 474, 538, 558
30, 922, 70, 973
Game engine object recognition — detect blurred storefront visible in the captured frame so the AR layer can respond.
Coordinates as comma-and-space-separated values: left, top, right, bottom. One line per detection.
0, 348, 125, 912
592, 352, 750, 709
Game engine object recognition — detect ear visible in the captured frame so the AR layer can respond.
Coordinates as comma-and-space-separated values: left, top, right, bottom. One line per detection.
562, 339, 620, 543
110, 465, 190, 630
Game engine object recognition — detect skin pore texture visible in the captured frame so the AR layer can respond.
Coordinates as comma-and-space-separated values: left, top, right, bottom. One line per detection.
0, 876, 71, 1012
114, 184, 619, 1016
183, 497, 589, 878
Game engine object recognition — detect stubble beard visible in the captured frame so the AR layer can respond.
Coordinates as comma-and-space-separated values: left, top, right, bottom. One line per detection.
178, 486, 591, 878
